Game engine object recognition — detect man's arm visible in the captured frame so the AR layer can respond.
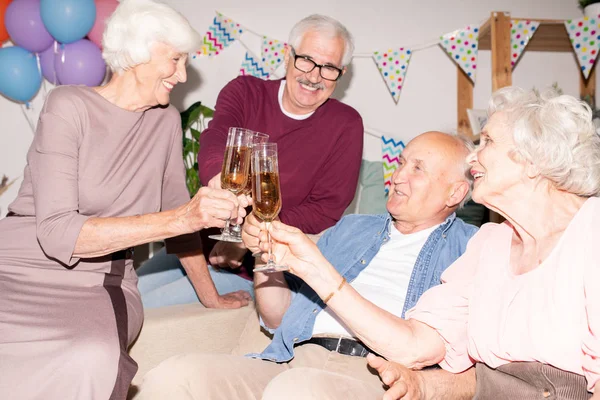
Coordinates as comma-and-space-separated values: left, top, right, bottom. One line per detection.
368, 354, 476, 400
197, 78, 247, 185
178, 249, 251, 309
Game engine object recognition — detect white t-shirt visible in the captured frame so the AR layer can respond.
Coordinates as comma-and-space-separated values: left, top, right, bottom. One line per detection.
311, 223, 439, 337
277, 80, 314, 120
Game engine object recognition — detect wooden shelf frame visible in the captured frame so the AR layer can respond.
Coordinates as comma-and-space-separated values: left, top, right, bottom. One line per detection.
457, 11, 596, 142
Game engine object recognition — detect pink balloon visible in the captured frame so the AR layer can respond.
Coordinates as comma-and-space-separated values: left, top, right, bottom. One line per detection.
87, 0, 118, 48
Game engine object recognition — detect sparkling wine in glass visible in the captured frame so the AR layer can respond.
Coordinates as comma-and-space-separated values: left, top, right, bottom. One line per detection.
251, 143, 287, 273
240, 132, 269, 196
208, 127, 253, 243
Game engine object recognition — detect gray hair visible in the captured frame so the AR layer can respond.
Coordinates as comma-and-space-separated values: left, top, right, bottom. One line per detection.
288, 14, 354, 66
102, 0, 202, 73
488, 86, 600, 197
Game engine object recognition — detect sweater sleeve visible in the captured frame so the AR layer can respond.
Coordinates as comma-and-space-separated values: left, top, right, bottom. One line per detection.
197, 78, 246, 185
278, 114, 363, 234
162, 117, 203, 254
29, 89, 91, 267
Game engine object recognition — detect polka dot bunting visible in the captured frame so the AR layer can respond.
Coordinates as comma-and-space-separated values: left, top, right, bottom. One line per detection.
510, 19, 540, 68
261, 36, 287, 73
565, 16, 600, 79
439, 25, 479, 82
372, 48, 412, 104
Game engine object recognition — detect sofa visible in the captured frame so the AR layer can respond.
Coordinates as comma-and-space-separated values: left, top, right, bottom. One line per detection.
128, 302, 271, 398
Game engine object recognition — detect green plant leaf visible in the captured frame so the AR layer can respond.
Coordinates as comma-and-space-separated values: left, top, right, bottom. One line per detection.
190, 128, 201, 141
198, 105, 214, 119
180, 101, 203, 132
180, 101, 213, 197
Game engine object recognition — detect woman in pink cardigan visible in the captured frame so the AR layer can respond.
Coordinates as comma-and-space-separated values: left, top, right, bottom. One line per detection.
256, 86, 600, 399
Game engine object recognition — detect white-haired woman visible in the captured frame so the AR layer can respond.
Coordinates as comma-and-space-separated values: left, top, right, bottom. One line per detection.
253, 87, 600, 399
0, 0, 251, 398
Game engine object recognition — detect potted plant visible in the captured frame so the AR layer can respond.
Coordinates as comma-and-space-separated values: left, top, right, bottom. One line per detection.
580, 0, 600, 18
179, 101, 214, 196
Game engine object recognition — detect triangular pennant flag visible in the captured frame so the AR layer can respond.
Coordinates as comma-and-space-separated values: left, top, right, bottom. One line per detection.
381, 136, 405, 195
239, 52, 270, 80
196, 13, 243, 57
439, 25, 479, 82
565, 16, 600, 79
261, 36, 287, 73
510, 19, 540, 68
372, 48, 412, 104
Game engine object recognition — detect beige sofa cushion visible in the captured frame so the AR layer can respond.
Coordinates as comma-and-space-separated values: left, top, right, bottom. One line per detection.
129, 302, 271, 390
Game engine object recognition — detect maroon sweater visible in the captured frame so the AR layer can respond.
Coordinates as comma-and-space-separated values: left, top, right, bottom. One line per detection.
198, 76, 363, 234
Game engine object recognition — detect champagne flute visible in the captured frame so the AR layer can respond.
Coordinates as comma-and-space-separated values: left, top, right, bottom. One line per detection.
208, 127, 254, 243
240, 132, 269, 196
251, 143, 287, 273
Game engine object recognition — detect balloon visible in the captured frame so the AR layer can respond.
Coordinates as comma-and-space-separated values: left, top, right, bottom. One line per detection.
55, 39, 106, 86
40, 0, 96, 44
87, 0, 118, 49
0, 46, 42, 103
5, 0, 54, 52
39, 43, 59, 84
0, 0, 12, 43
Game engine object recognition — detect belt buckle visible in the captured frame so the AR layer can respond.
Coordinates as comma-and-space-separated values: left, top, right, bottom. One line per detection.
335, 337, 343, 353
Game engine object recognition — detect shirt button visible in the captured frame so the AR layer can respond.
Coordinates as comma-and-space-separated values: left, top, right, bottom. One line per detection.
542, 390, 551, 398
293, 337, 299, 342
312, 309, 317, 314
360, 259, 366, 264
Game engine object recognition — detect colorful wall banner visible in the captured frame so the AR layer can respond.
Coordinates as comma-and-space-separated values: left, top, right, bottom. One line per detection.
261, 36, 287, 73
373, 48, 412, 103
565, 16, 600, 79
239, 51, 270, 79
510, 19, 540, 68
381, 136, 405, 195
439, 25, 479, 82
197, 13, 243, 56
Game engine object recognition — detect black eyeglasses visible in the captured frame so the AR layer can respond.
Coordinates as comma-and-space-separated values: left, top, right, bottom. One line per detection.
290, 47, 344, 81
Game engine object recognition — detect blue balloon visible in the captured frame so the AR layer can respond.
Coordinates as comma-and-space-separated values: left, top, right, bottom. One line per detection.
40, 0, 96, 44
0, 46, 42, 103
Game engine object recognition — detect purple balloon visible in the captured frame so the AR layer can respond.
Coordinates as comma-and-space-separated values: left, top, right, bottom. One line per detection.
55, 39, 106, 86
39, 43, 60, 84
5, 0, 54, 53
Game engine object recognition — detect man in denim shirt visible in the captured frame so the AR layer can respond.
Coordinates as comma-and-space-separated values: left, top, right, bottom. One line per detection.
137, 131, 478, 400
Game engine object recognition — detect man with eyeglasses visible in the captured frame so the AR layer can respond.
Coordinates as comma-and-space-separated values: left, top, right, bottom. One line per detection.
136, 14, 364, 309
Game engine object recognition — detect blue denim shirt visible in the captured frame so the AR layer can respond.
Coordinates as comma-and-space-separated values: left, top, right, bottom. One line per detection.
249, 212, 478, 362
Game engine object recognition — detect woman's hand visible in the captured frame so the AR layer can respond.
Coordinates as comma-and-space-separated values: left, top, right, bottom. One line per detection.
257, 220, 330, 281
367, 354, 425, 400
178, 186, 246, 232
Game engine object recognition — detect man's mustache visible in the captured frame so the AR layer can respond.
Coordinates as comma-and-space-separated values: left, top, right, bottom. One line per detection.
296, 78, 325, 90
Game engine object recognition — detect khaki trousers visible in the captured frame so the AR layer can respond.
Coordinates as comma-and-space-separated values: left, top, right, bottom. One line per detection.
135, 343, 387, 400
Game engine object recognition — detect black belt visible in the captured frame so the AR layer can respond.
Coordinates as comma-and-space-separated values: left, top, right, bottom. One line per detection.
112, 248, 134, 260
304, 337, 372, 358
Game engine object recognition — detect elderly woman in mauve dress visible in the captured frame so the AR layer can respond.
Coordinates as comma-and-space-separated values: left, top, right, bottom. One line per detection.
247, 87, 600, 400
0, 0, 252, 398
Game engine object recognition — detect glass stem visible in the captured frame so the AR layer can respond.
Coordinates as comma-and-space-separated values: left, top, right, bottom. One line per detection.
223, 217, 232, 237
266, 221, 273, 264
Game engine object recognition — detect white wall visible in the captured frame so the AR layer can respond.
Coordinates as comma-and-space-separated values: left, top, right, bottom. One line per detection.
0, 0, 586, 215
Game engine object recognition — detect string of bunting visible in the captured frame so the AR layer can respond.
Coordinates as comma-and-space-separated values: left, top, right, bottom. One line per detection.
194, 11, 596, 194
193, 12, 565, 105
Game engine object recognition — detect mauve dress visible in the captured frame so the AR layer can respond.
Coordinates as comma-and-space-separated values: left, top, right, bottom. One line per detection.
0, 86, 201, 399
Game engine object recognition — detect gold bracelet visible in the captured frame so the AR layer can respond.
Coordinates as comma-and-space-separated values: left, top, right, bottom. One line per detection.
322, 277, 347, 304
